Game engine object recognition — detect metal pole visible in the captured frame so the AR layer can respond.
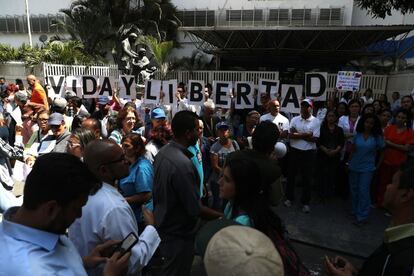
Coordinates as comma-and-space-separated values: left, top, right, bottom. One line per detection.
24, 0, 33, 47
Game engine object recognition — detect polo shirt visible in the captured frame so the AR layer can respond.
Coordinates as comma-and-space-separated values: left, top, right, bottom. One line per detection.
188, 143, 204, 198
0, 207, 87, 275
289, 115, 320, 151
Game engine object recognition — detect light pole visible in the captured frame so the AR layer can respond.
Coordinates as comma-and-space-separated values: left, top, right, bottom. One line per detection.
24, 0, 33, 47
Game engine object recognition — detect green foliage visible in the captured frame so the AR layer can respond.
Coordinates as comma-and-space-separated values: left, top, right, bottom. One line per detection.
355, 0, 414, 18
0, 41, 105, 66
138, 35, 175, 78
0, 44, 19, 63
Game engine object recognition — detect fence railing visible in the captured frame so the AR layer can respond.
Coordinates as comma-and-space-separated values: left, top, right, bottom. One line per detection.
177, 7, 345, 28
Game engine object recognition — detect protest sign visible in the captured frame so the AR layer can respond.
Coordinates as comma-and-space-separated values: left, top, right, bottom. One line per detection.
119, 75, 136, 99
46, 75, 65, 99
258, 79, 279, 100
281, 84, 302, 114
234, 82, 254, 109
305, 72, 327, 101
144, 80, 161, 104
162, 80, 177, 105
213, 81, 232, 108
336, 71, 362, 92
188, 80, 205, 106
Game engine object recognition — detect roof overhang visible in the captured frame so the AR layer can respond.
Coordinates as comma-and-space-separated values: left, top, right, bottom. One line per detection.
180, 25, 414, 56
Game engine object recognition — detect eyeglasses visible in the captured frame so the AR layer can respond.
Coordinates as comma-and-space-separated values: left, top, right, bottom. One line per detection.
99, 154, 126, 167
38, 118, 48, 122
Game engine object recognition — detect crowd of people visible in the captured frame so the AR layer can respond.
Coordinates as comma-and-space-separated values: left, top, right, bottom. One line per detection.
0, 74, 413, 276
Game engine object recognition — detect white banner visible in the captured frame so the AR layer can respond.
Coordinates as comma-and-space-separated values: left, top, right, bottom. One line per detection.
336, 71, 362, 92
281, 84, 302, 114
305, 72, 327, 101
234, 82, 254, 109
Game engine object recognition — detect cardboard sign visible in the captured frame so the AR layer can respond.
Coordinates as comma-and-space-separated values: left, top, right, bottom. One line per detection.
234, 82, 254, 109
305, 72, 327, 101
281, 84, 302, 114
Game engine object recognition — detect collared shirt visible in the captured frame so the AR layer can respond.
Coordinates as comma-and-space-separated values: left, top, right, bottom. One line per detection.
0, 207, 87, 276
153, 141, 201, 240
384, 223, 414, 244
289, 115, 320, 151
68, 183, 160, 276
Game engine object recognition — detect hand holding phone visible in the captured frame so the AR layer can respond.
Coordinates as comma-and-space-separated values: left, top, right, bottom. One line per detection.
102, 232, 139, 258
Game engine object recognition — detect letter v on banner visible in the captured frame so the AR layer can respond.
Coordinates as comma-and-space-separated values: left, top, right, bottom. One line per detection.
46, 75, 65, 99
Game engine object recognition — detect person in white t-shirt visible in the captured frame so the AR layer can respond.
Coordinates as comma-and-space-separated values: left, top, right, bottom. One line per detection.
284, 99, 320, 213
360, 88, 374, 107
260, 100, 289, 139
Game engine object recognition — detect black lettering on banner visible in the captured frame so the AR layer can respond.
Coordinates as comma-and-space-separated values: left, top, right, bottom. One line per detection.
82, 76, 97, 95
189, 82, 203, 102
282, 86, 300, 108
167, 83, 174, 104
236, 83, 251, 105
120, 76, 135, 96
99, 77, 113, 96
305, 73, 326, 98
215, 82, 229, 106
146, 81, 156, 100
260, 80, 278, 97
48, 76, 64, 95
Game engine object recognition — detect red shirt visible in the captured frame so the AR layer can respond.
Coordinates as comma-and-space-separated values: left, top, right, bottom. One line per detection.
30, 82, 48, 108
383, 125, 414, 166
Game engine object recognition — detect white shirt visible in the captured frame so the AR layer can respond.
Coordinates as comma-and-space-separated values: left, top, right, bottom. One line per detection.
289, 115, 320, 150
338, 115, 360, 142
260, 112, 289, 132
68, 183, 161, 276
360, 96, 374, 106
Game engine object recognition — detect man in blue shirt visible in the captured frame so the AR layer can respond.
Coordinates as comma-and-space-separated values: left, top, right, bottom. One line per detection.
0, 153, 130, 275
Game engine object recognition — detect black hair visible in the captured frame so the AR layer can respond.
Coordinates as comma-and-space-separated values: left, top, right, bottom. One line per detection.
252, 121, 279, 154
394, 108, 411, 129
71, 115, 86, 130
171, 110, 198, 138
362, 103, 374, 115
23, 153, 98, 209
15, 78, 23, 86
71, 128, 96, 149
225, 157, 284, 243
348, 99, 361, 109
83, 118, 102, 133
343, 91, 353, 100
336, 102, 348, 116
321, 109, 338, 129
355, 113, 383, 136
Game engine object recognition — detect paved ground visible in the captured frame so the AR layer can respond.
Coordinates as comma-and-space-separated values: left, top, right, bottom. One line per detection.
5, 181, 388, 276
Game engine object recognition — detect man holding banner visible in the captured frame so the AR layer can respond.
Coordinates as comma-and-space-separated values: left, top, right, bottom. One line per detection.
285, 99, 320, 213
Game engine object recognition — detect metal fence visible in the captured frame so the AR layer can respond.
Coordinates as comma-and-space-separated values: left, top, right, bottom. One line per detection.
177, 7, 345, 28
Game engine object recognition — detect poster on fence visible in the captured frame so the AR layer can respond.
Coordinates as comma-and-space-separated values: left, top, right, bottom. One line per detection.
335, 71, 362, 92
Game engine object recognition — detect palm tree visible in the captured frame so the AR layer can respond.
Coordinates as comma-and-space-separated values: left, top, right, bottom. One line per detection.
138, 35, 174, 79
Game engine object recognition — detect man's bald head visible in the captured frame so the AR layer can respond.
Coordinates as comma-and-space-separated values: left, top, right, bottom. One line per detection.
82, 118, 101, 139
268, 99, 280, 116
26, 74, 37, 86
83, 139, 119, 175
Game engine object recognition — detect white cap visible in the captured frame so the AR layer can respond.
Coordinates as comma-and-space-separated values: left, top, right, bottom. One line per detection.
204, 226, 284, 276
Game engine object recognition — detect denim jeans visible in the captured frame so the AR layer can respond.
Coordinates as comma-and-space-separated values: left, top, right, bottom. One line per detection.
349, 170, 374, 222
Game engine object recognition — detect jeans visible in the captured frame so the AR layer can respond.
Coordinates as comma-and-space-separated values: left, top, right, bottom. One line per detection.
349, 170, 374, 222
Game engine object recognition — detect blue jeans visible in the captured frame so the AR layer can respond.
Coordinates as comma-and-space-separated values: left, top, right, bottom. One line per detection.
349, 170, 374, 222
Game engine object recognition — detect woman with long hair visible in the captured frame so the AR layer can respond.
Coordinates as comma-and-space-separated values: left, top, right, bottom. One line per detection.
120, 133, 153, 226
376, 109, 414, 207
317, 110, 345, 200
218, 156, 309, 276
348, 113, 384, 225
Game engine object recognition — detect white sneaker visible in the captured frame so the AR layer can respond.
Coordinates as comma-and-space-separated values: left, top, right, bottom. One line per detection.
284, 200, 292, 207
302, 205, 310, 213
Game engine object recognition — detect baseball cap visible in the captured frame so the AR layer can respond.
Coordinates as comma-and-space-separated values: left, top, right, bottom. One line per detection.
52, 97, 67, 112
216, 121, 230, 130
151, 108, 166, 120
48, 113, 64, 126
301, 98, 313, 108
97, 96, 110, 105
204, 225, 284, 276
64, 90, 77, 100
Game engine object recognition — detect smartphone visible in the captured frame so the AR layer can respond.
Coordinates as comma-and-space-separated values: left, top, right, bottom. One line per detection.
102, 232, 139, 257
115, 232, 139, 256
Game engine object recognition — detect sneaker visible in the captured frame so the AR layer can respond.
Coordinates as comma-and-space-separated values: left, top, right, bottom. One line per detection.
302, 205, 310, 213
284, 200, 292, 207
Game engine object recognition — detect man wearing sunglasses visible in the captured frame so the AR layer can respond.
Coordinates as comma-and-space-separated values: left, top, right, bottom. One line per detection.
38, 113, 71, 154
69, 139, 160, 276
